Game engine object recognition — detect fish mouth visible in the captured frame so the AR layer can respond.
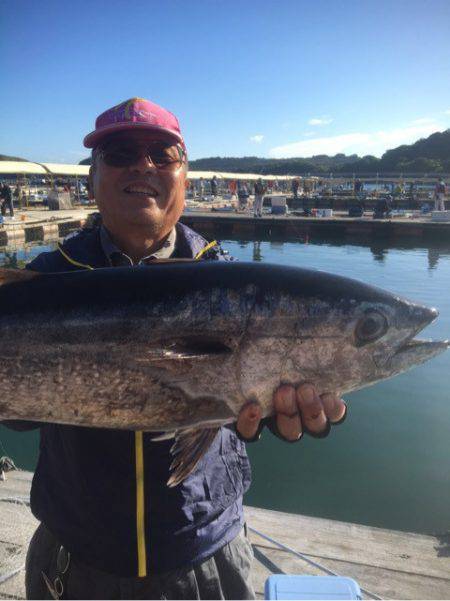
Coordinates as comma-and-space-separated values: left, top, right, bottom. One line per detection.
393, 304, 448, 366
393, 337, 449, 366
378, 305, 448, 372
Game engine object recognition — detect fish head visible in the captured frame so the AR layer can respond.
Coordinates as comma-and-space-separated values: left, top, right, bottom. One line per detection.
284, 281, 449, 395
358, 299, 448, 384
223, 266, 449, 405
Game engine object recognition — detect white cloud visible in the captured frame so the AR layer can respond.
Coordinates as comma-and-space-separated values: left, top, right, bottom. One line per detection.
68, 149, 88, 157
308, 117, 333, 126
269, 123, 443, 158
411, 118, 436, 125
303, 132, 315, 137
250, 134, 264, 143
444, 109, 450, 115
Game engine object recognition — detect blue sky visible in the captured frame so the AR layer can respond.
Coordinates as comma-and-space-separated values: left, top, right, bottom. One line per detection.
1, 0, 449, 163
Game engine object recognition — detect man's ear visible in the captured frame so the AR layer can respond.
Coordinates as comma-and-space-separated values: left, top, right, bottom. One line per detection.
184, 178, 190, 190
88, 166, 94, 200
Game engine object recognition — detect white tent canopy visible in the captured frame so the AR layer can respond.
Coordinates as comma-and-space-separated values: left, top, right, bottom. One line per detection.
0, 161, 90, 177
41, 163, 90, 176
0, 161, 48, 175
0, 162, 315, 181
187, 171, 300, 181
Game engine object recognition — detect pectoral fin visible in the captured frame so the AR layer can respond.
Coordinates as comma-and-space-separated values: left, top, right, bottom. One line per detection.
167, 427, 221, 487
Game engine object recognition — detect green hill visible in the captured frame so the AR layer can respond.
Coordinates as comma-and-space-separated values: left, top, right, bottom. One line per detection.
186, 129, 450, 175
0, 154, 29, 162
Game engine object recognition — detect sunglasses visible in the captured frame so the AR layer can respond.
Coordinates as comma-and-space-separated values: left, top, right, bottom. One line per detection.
97, 140, 186, 170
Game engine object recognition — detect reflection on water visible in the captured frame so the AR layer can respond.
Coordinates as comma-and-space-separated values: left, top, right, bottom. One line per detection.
0, 242, 56, 270
0, 236, 450, 535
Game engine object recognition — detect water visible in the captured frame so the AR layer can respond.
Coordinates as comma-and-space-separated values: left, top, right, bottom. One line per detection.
0, 237, 449, 535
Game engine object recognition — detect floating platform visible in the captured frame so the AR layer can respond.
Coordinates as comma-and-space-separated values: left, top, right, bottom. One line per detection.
181, 211, 450, 242
0, 472, 449, 599
0, 208, 449, 250
0, 208, 98, 249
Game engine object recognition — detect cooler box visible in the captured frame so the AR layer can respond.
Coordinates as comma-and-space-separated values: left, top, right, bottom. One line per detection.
264, 575, 362, 600
431, 210, 450, 222
271, 195, 287, 215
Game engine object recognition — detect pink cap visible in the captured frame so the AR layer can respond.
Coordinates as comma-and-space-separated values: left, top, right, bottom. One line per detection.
83, 97, 185, 149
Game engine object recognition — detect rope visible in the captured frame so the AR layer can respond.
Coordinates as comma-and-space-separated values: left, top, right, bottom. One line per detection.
249, 525, 382, 600
194, 240, 218, 260
57, 244, 94, 270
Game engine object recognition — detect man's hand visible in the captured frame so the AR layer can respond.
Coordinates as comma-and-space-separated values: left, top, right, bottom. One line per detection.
236, 384, 347, 442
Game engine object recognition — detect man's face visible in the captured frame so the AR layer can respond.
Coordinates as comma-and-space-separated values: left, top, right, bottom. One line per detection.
89, 131, 187, 237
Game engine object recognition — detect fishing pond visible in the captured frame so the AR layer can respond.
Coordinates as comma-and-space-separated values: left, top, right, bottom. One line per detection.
0, 235, 449, 536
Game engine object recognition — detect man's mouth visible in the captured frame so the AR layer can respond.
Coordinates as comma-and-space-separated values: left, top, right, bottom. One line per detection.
124, 184, 158, 196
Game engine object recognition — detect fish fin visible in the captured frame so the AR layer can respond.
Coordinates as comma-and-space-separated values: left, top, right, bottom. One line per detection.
150, 431, 177, 442
0, 268, 39, 286
164, 336, 232, 358
167, 427, 220, 487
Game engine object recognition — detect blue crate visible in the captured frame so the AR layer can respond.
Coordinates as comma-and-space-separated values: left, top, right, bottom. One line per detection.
265, 575, 362, 600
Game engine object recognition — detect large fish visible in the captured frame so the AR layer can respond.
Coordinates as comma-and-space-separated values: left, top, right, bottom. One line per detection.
0, 262, 447, 485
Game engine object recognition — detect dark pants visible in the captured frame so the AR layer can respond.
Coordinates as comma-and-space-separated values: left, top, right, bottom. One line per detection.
25, 523, 255, 600
1, 198, 14, 216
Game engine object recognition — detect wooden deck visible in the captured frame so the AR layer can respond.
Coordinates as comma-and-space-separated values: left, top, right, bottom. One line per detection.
0, 472, 448, 599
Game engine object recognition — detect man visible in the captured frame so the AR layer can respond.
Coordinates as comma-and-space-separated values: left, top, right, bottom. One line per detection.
1, 182, 14, 217
14, 183, 24, 210
237, 180, 250, 212
291, 178, 300, 200
10, 98, 346, 600
210, 175, 218, 198
253, 178, 266, 218
434, 178, 446, 211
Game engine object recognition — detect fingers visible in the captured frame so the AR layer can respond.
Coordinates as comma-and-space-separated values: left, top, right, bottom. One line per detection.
236, 402, 262, 441
296, 384, 328, 435
273, 385, 302, 441
320, 392, 347, 423
270, 384, 348, 442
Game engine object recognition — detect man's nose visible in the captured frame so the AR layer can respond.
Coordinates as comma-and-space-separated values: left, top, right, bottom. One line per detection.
131, 152, 158, 173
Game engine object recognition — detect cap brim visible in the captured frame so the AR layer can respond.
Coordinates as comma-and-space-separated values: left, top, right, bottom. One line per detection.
83, 123, 184, 148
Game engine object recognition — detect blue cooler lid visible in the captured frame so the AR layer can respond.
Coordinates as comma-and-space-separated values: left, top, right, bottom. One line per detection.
264, 575, 362, 600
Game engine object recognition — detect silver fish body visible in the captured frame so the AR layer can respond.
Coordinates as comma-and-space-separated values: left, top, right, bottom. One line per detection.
0, 262, 447, 485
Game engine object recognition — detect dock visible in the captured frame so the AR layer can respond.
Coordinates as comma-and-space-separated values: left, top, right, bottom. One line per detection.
0, 472, 449, 599
0, 208, 98, 249
181, 211, 450, 242
0, 207, 449, 251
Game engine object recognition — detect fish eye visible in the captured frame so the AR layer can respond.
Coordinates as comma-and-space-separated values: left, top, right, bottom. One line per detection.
355, 310, 388, 345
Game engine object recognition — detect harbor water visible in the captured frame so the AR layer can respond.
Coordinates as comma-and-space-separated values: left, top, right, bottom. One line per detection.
1, 236, 449, 536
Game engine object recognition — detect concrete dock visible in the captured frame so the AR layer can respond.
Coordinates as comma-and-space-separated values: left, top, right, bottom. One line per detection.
181, 211, 450, 242
0, 206, 450, 251
0, 472, 449, 599
0, 208, 98, 248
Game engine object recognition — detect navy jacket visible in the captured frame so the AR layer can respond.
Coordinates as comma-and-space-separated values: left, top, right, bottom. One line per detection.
23, 222, 252, 576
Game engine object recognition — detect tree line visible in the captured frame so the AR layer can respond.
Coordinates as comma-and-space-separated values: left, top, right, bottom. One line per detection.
2, 129, 449, 175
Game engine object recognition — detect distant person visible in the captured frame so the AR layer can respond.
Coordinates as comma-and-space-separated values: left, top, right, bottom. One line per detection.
253, 178, 266, 218
373, 195, 392, 219
229, 179, 237, 197
291, 178, 300, 200
199, 177, 205, 200
14, 184, 24, 210
434, 178, 446, 211
354, 179, 364, 196
237, 181, 249, 211
211, 175, 218, 198
1, 183, 14, 217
